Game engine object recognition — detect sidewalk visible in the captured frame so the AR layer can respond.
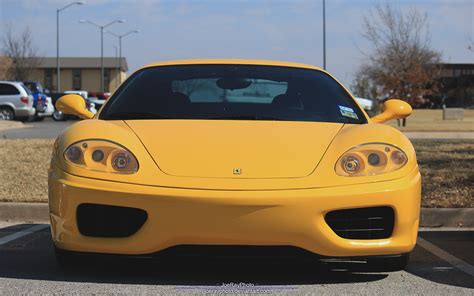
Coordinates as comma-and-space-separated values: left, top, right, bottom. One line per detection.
404, 131, 474, 139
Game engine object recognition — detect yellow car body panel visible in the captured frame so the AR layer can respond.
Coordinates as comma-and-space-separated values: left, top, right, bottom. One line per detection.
49, 59, 421, 257
49, 165, 420, 256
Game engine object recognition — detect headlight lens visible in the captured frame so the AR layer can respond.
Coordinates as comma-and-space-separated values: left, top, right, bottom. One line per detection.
64, 140, 138, 174
335, 143, 407, 176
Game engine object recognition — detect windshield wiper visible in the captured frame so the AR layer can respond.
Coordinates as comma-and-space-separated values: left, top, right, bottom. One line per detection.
104, 112, 168, 120
209, 115, 286, 121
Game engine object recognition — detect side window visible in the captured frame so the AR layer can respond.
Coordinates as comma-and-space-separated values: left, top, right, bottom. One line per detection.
0, 83, 20, 95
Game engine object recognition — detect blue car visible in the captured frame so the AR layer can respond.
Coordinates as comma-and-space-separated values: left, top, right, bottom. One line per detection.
23, 81, 48, 121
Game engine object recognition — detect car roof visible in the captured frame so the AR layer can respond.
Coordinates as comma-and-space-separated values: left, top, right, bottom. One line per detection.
0, 80, 22, 85
142, 59, 324, 71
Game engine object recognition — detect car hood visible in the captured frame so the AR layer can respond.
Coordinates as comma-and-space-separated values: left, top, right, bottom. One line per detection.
125, 120, 344, 179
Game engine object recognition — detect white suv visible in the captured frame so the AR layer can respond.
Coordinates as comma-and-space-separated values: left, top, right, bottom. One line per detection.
0, 81, 35, 121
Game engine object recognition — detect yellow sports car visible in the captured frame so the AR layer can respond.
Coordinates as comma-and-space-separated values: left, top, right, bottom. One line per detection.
50, 59, 420, 270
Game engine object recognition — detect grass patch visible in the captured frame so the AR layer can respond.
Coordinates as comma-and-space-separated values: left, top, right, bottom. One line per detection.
385, 109, 474, 131
0, 138, 472, 207
0, 139, 53, 203
412, 139, 473, 208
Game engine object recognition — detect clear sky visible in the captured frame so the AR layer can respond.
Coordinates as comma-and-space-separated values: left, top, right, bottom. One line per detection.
1, 0, 473, 86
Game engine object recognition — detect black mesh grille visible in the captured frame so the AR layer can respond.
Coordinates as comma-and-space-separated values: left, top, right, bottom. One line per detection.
77, 203, 148, 238
325, 206, 395, 239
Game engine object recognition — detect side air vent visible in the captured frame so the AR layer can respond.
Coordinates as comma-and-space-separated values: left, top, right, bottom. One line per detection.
325, 206, 395, 239
77, 203, 148, 238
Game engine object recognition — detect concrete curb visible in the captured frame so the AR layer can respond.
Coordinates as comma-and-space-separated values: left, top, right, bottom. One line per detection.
0, 202, 472, 227
419, 208, 474, 228
0, 202, 50, 223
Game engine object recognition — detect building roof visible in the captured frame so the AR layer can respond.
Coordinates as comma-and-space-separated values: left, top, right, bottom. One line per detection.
437, 63, 474, 69
36, 57, 128, 72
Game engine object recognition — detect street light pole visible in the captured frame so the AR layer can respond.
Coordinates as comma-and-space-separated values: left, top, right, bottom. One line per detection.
79, 19, 125, 92
323, 0, 326, 70
56, 1, 84, 92
106, 30, 139, 84
113, 44, 119, 89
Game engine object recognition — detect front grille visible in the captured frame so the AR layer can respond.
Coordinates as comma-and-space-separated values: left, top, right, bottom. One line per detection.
325, 206, 395, 239
77, 203, 148, 238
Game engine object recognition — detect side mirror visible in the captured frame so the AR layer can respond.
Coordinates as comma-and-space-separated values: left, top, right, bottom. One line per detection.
371, 99, 412, 123
55, 94, 94, 119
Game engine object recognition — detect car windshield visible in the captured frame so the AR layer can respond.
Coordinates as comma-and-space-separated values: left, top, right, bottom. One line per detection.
100, 64, 366, 124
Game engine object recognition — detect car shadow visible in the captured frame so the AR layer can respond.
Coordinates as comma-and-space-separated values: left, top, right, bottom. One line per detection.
0, 224, 472, 289
0, 224, 388, 287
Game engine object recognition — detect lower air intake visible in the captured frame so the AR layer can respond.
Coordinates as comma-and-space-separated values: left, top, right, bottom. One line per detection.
325, 206, 395, 239
77, 203, 148, 238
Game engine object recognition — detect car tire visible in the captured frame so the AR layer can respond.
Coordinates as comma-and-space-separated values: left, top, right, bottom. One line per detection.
34, 113, 45, 121
366, 253, 410, 271
0, 107, 14, 121
52, 110, 67, 121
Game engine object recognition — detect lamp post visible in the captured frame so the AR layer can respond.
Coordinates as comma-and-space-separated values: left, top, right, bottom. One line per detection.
56, 1, 84, 92
322, 0, 326, 70
106, 30, 139, 84
79, 19, 125, 92
113, 44, 119, 89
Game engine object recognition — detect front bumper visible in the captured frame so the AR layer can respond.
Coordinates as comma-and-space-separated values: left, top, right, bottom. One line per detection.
49, 166, 421, 257
14, 106, 35, 117
38, 103, 54, 117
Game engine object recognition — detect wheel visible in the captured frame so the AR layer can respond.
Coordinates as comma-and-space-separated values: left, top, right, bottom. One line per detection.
52, 110, 66, 121
366, 253, 410, 271
33, 112, 45, 121
0, 107, 14, 120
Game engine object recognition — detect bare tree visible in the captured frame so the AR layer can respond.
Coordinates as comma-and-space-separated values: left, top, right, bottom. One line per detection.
467, 37, 474, 52
1, 24, 41, 81
0, 57, 12, 80
358, 3, 442, 106
350, 67, 378, 99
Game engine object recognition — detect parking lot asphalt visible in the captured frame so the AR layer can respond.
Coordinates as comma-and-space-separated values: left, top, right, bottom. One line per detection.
0, 223, 472, 294
0, 118, 74, 139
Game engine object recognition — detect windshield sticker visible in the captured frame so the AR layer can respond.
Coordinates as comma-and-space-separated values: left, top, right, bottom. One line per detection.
338, 105, 358, 119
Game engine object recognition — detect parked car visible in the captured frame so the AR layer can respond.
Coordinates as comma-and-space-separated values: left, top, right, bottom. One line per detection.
87, 96, 106, 111
0, 81, 35, 121
355, 97, 374, 111
37, 96, 55, 120
23, 81, 49, 121
51, 60, 420, 271
64, 90, 88, 99
88, 92, 111, 101
355, 97, 376, 116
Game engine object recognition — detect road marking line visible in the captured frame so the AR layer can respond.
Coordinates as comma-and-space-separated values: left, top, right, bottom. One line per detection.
417, 237, 474, 277
0, 224, 49, 246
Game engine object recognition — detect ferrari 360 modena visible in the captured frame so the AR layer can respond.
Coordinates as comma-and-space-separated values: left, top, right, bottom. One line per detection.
50, 60, 420, 270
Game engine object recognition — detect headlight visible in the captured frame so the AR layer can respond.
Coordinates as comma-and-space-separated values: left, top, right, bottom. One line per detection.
64, 140, 138, 174
335, 143, 407, 176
